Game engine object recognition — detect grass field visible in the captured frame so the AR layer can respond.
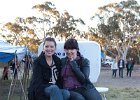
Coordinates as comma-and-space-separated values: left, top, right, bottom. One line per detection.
0, 80, 140, 100
103, 87, 140, 100
0, 66, 140, 100
0, 79, 29, 100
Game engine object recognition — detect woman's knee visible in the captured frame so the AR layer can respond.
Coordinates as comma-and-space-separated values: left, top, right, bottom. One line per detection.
83, 88, 102, 100
70, 91, 85, 100
49, 85, 59, 90
61, 89, 70, 100
73, 96, 85, 100
44, 85, 60, 94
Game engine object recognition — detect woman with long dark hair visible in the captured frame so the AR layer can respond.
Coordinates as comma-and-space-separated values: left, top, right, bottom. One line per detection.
28, 37, 70, 100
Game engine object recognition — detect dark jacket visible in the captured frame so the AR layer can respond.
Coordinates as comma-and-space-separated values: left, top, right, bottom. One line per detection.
118, 59, 125, 69
61, 57, 95, 90
28, 52, 62, 100
126, 60, 134, 70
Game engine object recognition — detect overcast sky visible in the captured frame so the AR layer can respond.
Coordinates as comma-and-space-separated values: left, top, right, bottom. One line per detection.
0, 0, 127, 23
1, 0, 140, 39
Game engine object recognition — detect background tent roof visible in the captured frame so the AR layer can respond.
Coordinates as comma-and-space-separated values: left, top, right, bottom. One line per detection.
0, 52, 14, 62
0, 40, 27, 62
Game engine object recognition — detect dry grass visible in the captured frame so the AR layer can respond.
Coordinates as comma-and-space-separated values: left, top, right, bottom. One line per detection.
0, 80, 28, 100
105, 87, 140, 100
0, 80, 140, 100
0, 67, 140, 100
95, 67, 140, 100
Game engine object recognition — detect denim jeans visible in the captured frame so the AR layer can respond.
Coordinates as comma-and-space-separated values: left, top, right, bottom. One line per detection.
44, 85, 70, 100
119, 68, 123, 78
71, 87, 102, 100
112, 69, 117, 77
70, 91, 85, 100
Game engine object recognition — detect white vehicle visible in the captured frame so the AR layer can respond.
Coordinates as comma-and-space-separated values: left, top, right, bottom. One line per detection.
102, 56, 114, 67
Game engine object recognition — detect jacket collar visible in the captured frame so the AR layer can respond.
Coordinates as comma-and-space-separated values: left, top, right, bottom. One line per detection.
38, 51, 60, 68
38, 52, 49, 68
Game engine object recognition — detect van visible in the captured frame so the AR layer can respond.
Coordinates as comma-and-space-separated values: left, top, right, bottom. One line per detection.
102, 56, 114, 67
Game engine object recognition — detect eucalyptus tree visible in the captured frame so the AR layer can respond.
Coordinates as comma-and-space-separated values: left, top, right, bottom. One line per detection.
1, 17, 40, 52
15, 17, 40, 52
51, 11, 85, 40
31, 1, 85, 40
31, 1, 60, 40
2, 22, 23, 45
136, 42, 140, 63
91, 0, 140, 61
132, 35, 140, 63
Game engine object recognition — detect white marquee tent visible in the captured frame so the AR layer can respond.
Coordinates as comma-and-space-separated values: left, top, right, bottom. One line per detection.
0, 40, 27, 62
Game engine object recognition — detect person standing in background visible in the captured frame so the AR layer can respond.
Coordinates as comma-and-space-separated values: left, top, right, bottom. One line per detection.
11, 57, 19, 79
126, 58, 135, 77
2, 66, 9, 80
111, 57, 118, 78
118, 58, 125, 78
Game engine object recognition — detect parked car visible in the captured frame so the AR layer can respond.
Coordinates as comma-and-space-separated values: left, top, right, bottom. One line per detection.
101, 56, 114, 67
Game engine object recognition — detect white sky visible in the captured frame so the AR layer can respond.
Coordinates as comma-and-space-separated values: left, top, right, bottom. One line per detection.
1, 0, 139, 39
0, 0, 125, 23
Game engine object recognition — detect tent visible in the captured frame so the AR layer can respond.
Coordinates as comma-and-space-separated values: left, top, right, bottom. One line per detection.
0, 40, 27, 62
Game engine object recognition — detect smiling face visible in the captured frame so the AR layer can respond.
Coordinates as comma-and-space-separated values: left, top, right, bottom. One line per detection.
43, 41, 56, 57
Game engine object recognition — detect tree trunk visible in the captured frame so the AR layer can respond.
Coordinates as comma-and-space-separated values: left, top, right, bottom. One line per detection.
136, 49, 140, 64
117, 45, 129, 63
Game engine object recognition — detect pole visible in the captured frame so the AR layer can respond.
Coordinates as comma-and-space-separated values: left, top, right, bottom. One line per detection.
7, 50, 27, 100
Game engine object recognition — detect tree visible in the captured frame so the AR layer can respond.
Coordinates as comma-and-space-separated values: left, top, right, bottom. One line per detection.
32, 1, 60, 40
51, 11, 85, 40
91, 0, 140, 61
32, 1, 85, 41
132, 35, 140, 63
2, 22, 23, 45
1, 17, 40, 53
0, 1, 85, 52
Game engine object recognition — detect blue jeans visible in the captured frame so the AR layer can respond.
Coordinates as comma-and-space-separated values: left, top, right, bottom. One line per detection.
112, 69, 117, 77
44, 85, 70, 100
71, 87, 102, 100
70, 91, 85, 100
119, 68, 123, 78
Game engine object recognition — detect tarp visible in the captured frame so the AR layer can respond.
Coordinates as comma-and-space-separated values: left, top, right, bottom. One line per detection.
0, 40, 27, 62
101, 52, 105, 59
38, 41, 101, 83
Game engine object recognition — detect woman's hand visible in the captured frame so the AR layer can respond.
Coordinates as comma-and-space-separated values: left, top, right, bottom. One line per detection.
65, 49, 77, 61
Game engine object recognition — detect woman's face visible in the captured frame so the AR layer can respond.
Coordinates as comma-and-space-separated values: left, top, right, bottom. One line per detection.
43, 41, 56, 57
65, 49, 77, 61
